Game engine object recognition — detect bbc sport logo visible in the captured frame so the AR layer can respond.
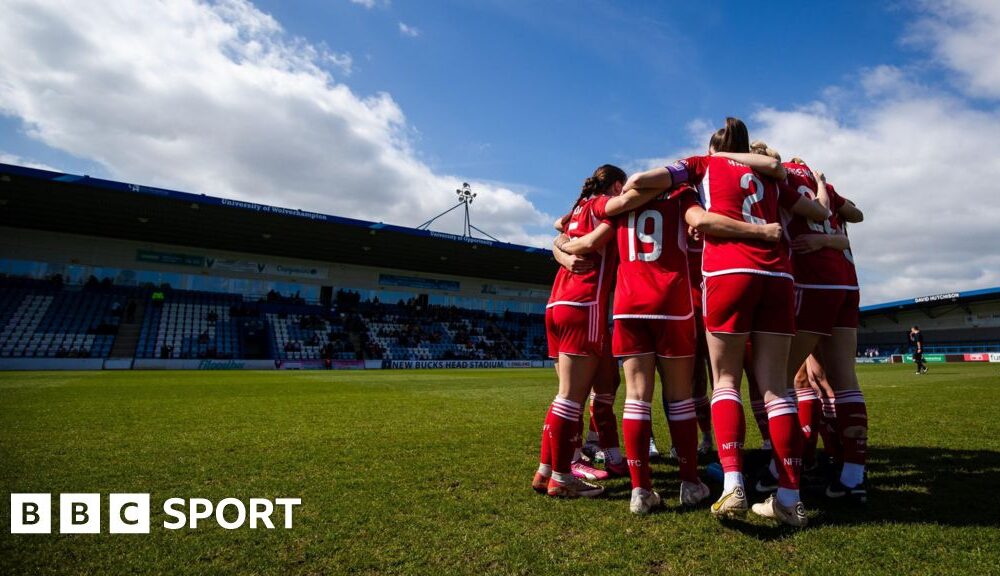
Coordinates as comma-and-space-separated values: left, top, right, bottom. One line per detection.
9, 494, 301, 534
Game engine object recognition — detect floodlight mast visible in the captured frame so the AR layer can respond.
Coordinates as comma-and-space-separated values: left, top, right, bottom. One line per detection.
416, 182, 500, 241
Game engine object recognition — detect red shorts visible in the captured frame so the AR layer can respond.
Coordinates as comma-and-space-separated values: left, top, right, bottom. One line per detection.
704, 273, 795, 335
612, 317, 696, 358
691, 282, 704, 314
793, 287, 860, 334
546, 304, 605, 357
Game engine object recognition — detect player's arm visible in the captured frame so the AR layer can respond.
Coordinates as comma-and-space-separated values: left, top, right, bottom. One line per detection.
554, 213, 571, 232
791, 232, 851, 254
791, 195, 832, 222
551, 242, 595, 274
837, 198, 864, 223
554, 222, 614, 255
815, 172, 864, 223
712, 152, 787, 179
623, 157, 699, 193
598, 187, 665, 217
623, 167, 673, 193
684, 205, 782, 242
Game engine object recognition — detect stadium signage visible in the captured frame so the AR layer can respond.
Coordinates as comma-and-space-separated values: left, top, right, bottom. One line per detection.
384, 360, 533, 369
9, 494, 301, 533
198, 360, 248, 370
990, 353, 1000, 363
378, 273, 460, 291
136, 249, 205, 267
913, 292, 960, 304
219, 198, 328, 221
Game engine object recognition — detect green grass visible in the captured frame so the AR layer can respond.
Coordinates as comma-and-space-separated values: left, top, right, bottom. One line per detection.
1, 364, 999, 575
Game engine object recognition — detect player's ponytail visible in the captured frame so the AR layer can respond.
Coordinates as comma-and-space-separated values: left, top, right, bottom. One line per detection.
712, 117, 751, 153
570, 164, 626, 213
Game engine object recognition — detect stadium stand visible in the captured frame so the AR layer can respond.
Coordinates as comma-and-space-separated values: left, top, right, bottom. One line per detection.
859, 287, 1000, 355
0, 277, 123, 358
0, 276, 547, 361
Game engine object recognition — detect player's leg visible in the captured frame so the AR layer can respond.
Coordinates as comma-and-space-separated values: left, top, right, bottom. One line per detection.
748, 277, 808, 527
703, 274, 754, 517
691, 313, 714, 454
746, 344, 772, 451
622, 353, 660, 514
542, 305, 604, 498
534, 309, 560, 492
660, 353, 710, 506
809, 348, 841, 467
820, 326, 868, 503
576, 350, 622, 478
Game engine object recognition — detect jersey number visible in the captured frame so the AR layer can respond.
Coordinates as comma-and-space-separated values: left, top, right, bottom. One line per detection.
740, 173, 767, 224
627, 210, 663, 262
797, 185, 834, 234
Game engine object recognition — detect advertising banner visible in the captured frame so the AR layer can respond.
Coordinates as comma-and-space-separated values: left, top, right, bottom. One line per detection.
901, 354, 946, 363
383, 360, 533, 369
133, 359, 277, 370
278, 359, 364, 370
963, 353, 989, 362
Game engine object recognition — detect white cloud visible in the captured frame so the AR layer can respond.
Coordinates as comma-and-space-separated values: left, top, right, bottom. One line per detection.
908, 0, 1000, 99
637, 2, 1000, 304
0, 152, 59, 172
349, 0, 376, 9
398, 22, 420, 38
326, 51, 353, 76
750, 87, 1000, 304
0, 0, 549, 246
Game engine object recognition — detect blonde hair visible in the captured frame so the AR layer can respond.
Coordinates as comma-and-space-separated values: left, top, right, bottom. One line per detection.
790, 157, 807, 165
750, 140, 781, 161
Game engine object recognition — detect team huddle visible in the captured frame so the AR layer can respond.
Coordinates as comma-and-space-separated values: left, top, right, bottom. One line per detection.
533, 117, 868, 527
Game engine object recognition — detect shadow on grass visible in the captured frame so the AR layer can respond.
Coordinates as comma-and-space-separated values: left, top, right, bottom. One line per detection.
698, 446, 1000, 539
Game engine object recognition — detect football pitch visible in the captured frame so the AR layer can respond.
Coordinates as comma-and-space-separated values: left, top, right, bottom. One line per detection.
2, 364, 999, 575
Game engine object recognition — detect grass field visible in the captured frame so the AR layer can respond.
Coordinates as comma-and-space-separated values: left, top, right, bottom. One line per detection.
2, 364, 999, 575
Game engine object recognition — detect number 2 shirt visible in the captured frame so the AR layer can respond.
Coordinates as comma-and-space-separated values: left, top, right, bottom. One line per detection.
679, 155, 799, 279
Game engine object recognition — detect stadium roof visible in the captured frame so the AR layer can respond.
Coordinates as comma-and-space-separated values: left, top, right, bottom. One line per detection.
860, 286, 1000, 315
0, 163, 557, 286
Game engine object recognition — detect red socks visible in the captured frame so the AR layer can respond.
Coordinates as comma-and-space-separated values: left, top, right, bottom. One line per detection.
820, 395, 841, 462
538, 405, 553, 468
546, 396, 583, 475
765, 396, 803, 490
795, 387, 820, 464
667, 399, 699, 482
622, 400, 652, 489
834, 390, 868, 469
711, 388, 745, 473
590, 392, 620, 449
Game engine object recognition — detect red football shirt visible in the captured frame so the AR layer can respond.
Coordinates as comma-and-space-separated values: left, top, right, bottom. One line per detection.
680, 155, 798, 278
547, 195, 617, 307
828, 183, 859, 288
593, 187, 699, 318
780, 162, 851, 288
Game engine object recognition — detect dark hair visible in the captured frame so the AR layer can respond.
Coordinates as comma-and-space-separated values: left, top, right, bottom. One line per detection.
709, 117, 750, 153
571, 164, 626, 213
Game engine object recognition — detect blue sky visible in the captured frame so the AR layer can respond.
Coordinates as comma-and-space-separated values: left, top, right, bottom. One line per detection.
1, 0, 999, 303
250, 0, 914, 210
